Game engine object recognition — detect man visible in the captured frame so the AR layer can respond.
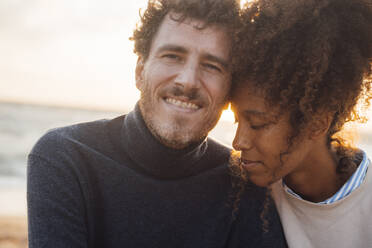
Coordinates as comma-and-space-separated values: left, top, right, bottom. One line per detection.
27, 0, 286, 247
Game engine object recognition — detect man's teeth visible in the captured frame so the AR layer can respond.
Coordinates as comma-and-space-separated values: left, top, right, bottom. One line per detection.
165, 98, 199, 110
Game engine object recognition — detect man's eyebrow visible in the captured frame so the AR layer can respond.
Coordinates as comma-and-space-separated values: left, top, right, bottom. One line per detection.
156, 44, 188, 54
203, 54, 229, 70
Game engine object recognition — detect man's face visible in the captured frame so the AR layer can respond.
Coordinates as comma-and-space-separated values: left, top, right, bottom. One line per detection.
136, 14, 231, 149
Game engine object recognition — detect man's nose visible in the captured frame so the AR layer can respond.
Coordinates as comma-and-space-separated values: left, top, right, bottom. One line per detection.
233, 124, 253, 151
174, 62, 199, 90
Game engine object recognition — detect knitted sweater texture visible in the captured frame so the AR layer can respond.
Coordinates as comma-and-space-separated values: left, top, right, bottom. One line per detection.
27, 105, 286, 248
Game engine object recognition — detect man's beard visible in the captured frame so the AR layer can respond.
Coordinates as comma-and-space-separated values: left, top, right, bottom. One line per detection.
139, 83, 226, 149
144, 110, 203, 149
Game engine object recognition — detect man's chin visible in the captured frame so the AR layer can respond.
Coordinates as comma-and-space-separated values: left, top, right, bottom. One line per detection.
155, 130, 203, 149
141, 107, 214, 149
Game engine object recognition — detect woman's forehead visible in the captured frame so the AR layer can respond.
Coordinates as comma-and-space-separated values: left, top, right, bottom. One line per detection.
231, 82, 283, 119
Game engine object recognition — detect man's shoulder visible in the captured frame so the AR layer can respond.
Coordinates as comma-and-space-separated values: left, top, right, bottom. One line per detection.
30, 115, 124, 158
206, 137, 231, 153
203, 137, 232, 165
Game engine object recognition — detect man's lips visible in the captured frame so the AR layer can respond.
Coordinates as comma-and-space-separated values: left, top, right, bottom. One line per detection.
164, 97, 201, 111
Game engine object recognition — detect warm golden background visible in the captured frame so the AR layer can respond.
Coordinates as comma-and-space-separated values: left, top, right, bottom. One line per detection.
0, 0, 370, 247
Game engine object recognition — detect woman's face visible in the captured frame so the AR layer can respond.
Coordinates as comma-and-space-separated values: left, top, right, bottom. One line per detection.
231, 83, 316, 187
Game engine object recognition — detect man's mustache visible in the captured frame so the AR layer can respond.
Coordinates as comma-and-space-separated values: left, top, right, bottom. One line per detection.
169, 86, 201, 101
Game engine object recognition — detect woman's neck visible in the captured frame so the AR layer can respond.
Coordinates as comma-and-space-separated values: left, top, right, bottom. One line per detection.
284, 144, 343, 203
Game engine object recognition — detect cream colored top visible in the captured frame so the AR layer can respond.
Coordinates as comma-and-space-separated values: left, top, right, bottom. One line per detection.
272, 161, 372, 248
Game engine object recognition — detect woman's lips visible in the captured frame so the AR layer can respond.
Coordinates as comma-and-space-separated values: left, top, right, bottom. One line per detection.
241, 159, 263, 169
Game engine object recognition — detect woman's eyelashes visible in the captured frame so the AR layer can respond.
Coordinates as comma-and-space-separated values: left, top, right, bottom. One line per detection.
235, 113, 271, 130
250, 123, 269, 130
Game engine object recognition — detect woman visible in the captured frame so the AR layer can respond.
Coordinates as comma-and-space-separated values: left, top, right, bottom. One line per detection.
231, 0, 372, 247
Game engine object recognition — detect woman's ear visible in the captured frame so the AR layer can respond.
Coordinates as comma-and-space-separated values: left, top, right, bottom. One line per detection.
308, 113, 333, 139
135, 57, 145, 91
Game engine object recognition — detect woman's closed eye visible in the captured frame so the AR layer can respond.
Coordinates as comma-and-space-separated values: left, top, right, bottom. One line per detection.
234, 114, 270, 130
250, 123, 269, 130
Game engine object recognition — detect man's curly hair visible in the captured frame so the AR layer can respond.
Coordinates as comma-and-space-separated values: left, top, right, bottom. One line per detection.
233, 0, 372, 183
131, 0, 241, 60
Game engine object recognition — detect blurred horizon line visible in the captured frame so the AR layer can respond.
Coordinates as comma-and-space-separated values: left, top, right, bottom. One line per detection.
0, 98, 128, 114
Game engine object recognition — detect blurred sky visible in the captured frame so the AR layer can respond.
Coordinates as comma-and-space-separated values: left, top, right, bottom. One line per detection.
0, 0, 371, 130
0, 0, 149, 112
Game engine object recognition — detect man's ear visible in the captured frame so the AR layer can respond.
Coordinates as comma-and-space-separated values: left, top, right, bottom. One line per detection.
135, 57, 145, 91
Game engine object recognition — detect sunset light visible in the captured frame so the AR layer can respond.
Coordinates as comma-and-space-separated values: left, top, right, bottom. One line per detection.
220, 104, 236, 123
240, 0, 255, 8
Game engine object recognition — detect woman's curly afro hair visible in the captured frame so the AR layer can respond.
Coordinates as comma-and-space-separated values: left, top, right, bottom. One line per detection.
234, 0, 372, 179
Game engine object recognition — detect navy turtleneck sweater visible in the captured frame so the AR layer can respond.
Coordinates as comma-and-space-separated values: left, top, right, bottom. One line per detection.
27, 104, 287, 248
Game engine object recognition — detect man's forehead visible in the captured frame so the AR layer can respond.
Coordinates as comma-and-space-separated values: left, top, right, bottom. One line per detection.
149, 13, 231, 57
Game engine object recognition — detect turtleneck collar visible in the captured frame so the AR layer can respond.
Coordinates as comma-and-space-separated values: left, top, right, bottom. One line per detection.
120, 103, 209, 179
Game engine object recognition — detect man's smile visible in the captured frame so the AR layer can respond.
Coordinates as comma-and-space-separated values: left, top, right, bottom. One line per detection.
164, 97, 201, 111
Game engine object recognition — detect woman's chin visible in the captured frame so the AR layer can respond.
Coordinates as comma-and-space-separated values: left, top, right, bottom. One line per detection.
248, 176, 273, 188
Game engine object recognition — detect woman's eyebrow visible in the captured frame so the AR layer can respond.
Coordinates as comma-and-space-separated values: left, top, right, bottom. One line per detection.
230, 104, 265, 117
242, 110, 267, 117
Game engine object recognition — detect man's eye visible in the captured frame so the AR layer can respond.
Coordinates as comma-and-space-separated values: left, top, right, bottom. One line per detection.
162, 54, 181, 61
203, 63, 222, 73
